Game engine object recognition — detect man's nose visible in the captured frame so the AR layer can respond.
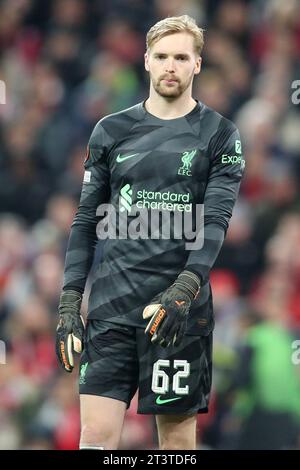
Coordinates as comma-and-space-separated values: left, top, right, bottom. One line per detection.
165, 57, 175, 72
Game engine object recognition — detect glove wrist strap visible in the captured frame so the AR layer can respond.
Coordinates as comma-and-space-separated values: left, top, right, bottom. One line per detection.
175, 270, 200, 300
59, 290, 82, 315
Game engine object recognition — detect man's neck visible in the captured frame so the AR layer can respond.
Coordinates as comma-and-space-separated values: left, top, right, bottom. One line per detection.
145, 91, 197, 120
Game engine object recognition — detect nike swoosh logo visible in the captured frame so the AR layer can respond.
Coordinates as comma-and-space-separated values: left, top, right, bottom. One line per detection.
156, 395, 183, 405
116, 153, 139, 163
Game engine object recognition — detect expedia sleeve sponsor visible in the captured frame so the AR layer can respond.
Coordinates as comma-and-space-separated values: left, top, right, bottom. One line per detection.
184, 121, 245, 285
221, 154, 245, 168
215, 129, 245, 175
203, 122, 245, 230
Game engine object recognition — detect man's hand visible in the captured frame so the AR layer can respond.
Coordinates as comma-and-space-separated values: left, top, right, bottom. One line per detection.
55, 290, 85, 372
143, 271, 200, 348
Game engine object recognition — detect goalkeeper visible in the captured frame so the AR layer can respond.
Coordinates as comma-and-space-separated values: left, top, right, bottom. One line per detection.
56, 14, 245, 450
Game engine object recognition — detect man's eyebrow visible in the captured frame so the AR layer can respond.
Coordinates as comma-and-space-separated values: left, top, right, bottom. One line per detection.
153, 52, 191, 58
175, 53, 190, 58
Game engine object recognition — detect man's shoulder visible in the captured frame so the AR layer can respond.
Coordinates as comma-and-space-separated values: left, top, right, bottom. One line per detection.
199, 102, 237, 135
95, 102, 144, 133
88, 102, 144, 149
193, 103, 241, 161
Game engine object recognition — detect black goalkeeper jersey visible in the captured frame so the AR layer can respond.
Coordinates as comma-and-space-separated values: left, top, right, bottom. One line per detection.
63, 100, 245, 335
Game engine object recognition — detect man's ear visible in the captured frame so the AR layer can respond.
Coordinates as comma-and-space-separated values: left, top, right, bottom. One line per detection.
144, 52, 150, 72
194, 56, 202, 75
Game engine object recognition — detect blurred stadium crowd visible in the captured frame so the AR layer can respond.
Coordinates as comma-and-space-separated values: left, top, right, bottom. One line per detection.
0, 0, 300, 450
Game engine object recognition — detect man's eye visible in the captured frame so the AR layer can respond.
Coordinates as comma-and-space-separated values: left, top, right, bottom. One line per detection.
177, 56, 187, 61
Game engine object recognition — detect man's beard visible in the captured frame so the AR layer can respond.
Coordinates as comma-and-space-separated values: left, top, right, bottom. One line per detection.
151, 74, 192, 99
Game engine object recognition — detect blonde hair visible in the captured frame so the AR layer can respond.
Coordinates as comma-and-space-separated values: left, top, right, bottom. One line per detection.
146, 15, 204, 56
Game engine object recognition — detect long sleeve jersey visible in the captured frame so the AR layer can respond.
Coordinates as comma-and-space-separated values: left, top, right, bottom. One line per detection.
63, 100, 245, 335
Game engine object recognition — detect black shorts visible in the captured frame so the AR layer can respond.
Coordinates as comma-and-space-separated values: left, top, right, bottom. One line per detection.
79, 320, 213, 415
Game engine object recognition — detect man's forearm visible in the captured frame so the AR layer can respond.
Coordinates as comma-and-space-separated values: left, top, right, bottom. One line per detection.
184, 223, 225, 286
63, 213, 99, 294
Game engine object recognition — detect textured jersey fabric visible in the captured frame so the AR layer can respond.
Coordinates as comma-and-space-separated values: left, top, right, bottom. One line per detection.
63, 100, 245, 335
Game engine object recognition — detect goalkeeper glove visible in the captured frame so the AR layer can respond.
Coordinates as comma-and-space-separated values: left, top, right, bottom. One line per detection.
55, 290, 85, 372
143, 270, 200, 348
